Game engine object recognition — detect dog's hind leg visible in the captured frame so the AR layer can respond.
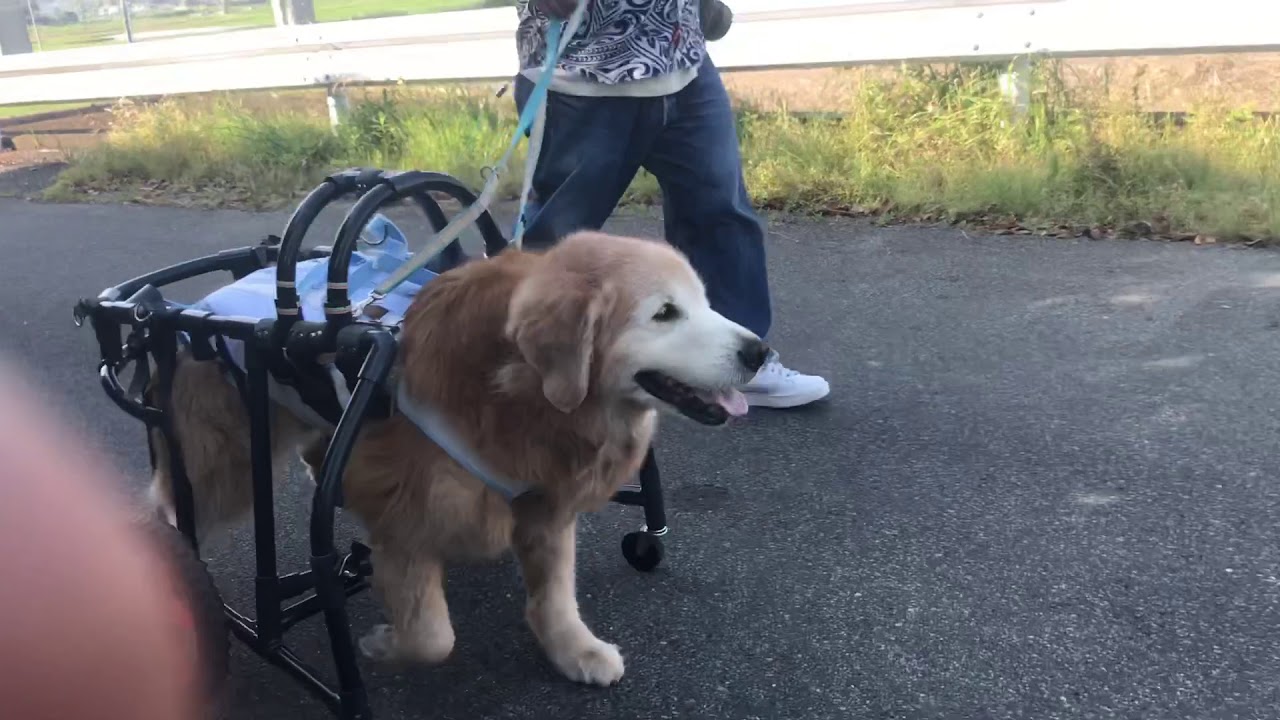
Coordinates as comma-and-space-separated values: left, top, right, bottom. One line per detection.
359, 548, 456, 665
146, 353, 315, 546
513, 514, 625, 687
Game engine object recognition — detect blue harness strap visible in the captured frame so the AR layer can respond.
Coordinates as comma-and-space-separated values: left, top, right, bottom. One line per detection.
393, 381, 529, 501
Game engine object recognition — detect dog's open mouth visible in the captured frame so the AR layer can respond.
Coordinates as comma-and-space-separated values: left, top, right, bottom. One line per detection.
633, 371, 749, 426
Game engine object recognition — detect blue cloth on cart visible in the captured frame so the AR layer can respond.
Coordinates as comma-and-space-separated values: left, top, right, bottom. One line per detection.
195, 214, 436, 326
185, 214, 528, 499
191, 214, 438, 372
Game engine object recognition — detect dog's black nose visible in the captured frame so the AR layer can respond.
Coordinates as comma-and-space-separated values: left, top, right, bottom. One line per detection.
737, 338, 770, 373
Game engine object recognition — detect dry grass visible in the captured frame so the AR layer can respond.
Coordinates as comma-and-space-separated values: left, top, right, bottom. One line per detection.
41, 58, 1280, 240
721, 52, 1280, 115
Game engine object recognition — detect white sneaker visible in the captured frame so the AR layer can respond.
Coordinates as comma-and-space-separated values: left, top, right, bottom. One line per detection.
741, 351, 830, 408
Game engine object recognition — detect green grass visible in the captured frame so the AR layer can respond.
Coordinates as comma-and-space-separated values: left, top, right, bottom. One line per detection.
0, 101, 94, 119
28, 0, 496, 51
312, 0, 501, 21
45, 61, 1280, 240
30, 6, 264, 51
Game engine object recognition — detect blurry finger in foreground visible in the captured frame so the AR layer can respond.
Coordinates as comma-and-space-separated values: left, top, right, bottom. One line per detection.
0, 358, 202, 720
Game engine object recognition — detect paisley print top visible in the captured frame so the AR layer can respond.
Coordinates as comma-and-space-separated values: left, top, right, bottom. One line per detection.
515, 0, 707, 86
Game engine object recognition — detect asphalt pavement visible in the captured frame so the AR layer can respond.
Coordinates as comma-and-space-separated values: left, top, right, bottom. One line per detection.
3, 196, 1280, 720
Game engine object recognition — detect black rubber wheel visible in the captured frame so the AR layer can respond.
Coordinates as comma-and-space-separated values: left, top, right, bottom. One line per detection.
621, 531, 665, 572
139, 520, 231, 719
0, 135, 15, 152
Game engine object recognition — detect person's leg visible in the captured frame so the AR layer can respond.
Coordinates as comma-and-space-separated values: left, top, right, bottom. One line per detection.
640, 69, 770, 338
512, 75, 650, 250
642, 58, 829, 408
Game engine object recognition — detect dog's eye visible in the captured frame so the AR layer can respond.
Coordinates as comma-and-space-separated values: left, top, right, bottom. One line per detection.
652, 302, 681, 323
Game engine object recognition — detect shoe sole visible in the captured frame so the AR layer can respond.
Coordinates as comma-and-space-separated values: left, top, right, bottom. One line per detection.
743, 383, 831, 409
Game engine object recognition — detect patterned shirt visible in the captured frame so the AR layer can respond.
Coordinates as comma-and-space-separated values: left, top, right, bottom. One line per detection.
515, 0, 707, 97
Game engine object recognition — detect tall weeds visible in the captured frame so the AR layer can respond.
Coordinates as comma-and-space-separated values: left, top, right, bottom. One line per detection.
47, 60, 1280, 238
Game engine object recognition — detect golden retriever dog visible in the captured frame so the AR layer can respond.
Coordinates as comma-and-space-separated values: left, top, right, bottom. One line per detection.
146, 230, 770, 686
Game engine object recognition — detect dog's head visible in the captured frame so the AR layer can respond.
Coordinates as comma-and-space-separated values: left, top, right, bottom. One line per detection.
505, 231, 768, 425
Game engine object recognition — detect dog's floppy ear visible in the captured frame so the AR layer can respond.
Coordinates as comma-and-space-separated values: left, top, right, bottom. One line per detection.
507, 267, 617, 413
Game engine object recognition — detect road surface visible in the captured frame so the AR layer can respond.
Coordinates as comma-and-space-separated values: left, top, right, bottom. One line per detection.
3, 196, 1279, 720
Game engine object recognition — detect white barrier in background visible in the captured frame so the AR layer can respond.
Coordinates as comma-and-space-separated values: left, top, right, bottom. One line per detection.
1, 0, 1278, 107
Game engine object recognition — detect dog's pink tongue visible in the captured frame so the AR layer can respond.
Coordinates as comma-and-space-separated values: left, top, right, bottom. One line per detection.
715, 389, 750, 417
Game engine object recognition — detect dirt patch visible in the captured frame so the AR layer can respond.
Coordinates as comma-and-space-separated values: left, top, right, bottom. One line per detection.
0, 161, 68, 199
0, 137, 70, 199
0, 105, 114, 197
0, 107, 109, 200
3, 107, 116, 136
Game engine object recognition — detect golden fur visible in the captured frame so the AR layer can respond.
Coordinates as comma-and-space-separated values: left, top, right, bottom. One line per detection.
147, 230, 765, 686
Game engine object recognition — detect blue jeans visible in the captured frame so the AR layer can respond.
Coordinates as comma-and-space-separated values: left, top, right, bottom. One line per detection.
512, 58, 772, 339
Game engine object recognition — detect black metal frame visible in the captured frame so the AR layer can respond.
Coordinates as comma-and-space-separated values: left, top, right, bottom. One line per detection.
73, 168, 670, 720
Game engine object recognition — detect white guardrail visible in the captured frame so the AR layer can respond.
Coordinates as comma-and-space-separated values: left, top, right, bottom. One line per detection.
1, 0, 1278, 107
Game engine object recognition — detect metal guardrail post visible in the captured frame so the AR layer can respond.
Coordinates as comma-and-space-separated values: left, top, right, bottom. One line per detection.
326, 84, 350, 130
275, 0, 315, 26
119, 0, 134, 43
0, 0, 33, 55
998, 55, 1032, 119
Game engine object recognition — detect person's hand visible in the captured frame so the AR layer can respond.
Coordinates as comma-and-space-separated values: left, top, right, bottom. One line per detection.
700, 0, 733, 41
533, 0, 581, 18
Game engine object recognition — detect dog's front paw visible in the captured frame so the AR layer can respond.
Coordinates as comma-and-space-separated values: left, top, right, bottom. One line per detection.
551, 637, 625, 686
359, 624, 400, 661
359, 623, 454, 664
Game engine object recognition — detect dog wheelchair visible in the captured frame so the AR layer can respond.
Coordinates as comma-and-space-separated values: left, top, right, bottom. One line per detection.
73, 167, 673, 719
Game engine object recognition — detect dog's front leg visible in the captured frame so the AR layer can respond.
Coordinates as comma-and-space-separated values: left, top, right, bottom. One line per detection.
513, 514, 624, 686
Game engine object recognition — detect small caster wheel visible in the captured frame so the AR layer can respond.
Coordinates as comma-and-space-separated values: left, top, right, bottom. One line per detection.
621, 531, 664, 572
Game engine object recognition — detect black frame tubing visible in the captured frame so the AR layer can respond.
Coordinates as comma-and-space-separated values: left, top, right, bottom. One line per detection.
273, 168, 507, 338
309, 327, 398, 720
77, 243, 381, 719
224, 167, 510, 720
322, 169, 509, 331
245, 326, 283, 648
611, 446, 668, 535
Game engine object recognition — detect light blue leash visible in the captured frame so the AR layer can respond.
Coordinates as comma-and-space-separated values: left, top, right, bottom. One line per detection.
345, 4, 590, 501
352, 2, 588, 318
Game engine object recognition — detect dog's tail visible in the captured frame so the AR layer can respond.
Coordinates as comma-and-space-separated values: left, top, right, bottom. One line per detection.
144, 349, 255, 544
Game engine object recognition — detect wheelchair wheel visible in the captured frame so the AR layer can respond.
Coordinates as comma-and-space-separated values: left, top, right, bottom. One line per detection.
621, 531, 664, 572
139, 519, 230, 719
